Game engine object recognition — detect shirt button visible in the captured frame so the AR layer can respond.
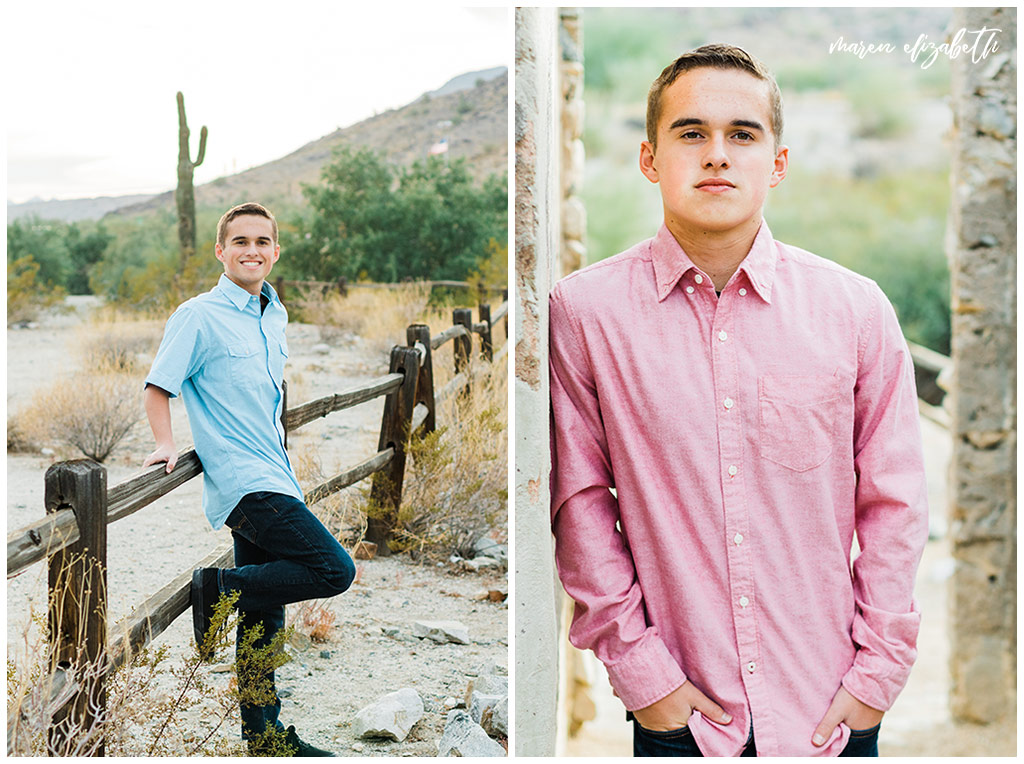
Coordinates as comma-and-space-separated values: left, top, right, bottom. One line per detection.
718, 330, 728, 342
734, 533, 744, 545
728, 465, 738, 477
739, 288, 747, 296
686, 286, 694, 294
723, 397, 734, 409
747, 661, 757, 673
739, 596, 750, 608
694, 274, 704, 284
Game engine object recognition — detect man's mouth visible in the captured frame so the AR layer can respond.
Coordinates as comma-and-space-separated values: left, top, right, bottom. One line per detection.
696, 178, 735, 189
240, 259, 264, 268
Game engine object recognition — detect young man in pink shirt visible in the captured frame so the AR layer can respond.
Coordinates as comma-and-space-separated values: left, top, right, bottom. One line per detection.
549, 44, 928, 757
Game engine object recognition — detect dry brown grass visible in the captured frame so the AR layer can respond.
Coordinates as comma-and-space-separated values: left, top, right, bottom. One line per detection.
292, 282, 433, 354
392, 348, 508, 559
77, 314, 163, 374
16, 359, 143, 462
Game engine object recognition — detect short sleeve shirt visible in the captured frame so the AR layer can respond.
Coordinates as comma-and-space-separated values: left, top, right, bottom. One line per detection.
145, 274, 303, 529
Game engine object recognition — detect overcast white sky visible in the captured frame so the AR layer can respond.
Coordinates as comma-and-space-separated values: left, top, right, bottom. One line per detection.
5, 3, 510, 203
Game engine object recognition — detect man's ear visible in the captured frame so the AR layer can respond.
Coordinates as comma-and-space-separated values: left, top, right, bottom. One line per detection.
272, 245, 281, 264
639, 141, 660, 184
215, 243, 226, 263
769, 145, 789, 188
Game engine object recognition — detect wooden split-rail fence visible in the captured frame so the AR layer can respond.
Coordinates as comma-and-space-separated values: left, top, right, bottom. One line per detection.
5, 294, 509, 756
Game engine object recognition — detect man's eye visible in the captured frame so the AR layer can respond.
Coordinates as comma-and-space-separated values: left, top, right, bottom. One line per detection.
733, 131, 754, 141
681, 130, 703, 140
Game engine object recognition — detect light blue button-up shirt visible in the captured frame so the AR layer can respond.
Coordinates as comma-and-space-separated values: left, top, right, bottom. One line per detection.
145, 274, 303, 529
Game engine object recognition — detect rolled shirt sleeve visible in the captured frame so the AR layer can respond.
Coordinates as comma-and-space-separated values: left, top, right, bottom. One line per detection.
549, 287, 688, 711
843, 285, 930, 711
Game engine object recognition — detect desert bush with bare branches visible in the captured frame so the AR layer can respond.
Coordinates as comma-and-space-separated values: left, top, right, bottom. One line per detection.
16, 361, 143, 462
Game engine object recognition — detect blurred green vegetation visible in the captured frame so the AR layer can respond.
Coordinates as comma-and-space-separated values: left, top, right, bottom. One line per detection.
7, 148, 506, 317
580, 7, 953, 354
282, 147, 506, 284
766, 167, 950, 354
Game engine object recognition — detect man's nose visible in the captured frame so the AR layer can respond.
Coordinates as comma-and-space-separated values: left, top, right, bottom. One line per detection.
702, 133, 730, 169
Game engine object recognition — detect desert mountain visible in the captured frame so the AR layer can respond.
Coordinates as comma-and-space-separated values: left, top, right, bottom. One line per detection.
9, 68, 507, 223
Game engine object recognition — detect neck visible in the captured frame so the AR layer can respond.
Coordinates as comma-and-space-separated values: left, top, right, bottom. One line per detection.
664, 214, 763, 291
226, 274, 264, 297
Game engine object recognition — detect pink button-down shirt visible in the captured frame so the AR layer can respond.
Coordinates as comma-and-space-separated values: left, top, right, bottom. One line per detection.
549, 222, 928, 757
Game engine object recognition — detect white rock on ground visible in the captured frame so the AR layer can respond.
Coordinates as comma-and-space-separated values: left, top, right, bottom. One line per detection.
437, 710, 505, 757
353, 687, 424, 741
481, 695, 508, 737
469, 691, 504, 725
412, 620, 470, 645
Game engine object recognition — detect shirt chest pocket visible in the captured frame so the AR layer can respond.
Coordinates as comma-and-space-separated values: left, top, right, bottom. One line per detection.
758, 374, 843, 472
227, 343, 266, 389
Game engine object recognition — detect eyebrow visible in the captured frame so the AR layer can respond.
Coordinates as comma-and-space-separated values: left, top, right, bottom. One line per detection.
669, 117, 765, 133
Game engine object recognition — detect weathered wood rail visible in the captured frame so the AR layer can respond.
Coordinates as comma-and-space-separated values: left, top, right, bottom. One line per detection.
6, 295, 509, 756
274, 276, 506, 307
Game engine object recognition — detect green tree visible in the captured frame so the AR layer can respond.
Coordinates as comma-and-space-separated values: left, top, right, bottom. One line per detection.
64, 223, 113, 294
7, 217, 69, 288
287, 147, 506, 283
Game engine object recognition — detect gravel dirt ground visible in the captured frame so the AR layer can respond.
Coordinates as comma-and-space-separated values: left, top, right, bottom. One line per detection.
6, 297, 509, 756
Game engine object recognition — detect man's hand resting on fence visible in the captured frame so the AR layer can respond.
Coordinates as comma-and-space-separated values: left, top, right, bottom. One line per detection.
632, 681, 733, 732
143, 443, 178, 473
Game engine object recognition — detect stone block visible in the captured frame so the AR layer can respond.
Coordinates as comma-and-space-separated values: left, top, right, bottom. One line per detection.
438, 710, 505, 757
413, 620, 470, 644
353, 687, 424, 741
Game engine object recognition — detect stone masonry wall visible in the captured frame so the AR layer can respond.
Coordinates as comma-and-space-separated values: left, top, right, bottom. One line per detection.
560, 8, 586, 276
946, 6, 1017, 724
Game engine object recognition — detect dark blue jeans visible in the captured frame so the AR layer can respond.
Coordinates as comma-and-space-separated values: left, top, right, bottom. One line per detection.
220, 491, 355, 740
631, 718, 880, 757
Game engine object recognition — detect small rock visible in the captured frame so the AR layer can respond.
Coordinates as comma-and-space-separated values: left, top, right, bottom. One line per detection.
469, 691, 504, 725
464, 557, 500, 571
320, 650, 332, 659
353, 688, 424, 741
351, 742, 364, 752
472, 537, 508, 561
312, 343, 331, 355
437, 710, 505, 757
443, 696, 461, 710
289, 631, 313, 651
278, 689, 293, 698
412, 620, 470, 645
381, 626, 401, 638
354, 541, 377, 560
481, 696, 508, 737
210, 662, 233, 674
466, 673, 508, 702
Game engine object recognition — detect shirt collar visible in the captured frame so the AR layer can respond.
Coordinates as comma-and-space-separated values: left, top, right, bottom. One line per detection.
215, 273, 280, 311
650, 220, 778, 304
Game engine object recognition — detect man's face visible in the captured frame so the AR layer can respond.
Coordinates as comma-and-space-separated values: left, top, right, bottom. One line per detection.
639, 68, 787, 240
215, 215, 280, 295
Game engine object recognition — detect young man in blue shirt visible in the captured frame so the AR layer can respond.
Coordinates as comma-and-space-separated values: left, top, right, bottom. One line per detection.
144, 202, 354, 756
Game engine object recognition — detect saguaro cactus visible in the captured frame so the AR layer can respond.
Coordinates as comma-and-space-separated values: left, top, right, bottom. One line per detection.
175, 91, 208, 273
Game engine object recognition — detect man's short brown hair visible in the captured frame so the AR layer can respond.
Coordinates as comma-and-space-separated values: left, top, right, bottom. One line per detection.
216, 202, 278, 247
646, 43, 783, 150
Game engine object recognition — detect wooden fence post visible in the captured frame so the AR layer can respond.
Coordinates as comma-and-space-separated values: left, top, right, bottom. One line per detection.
478, 303, 493, 362
366, 345, 420, 555
275, 277, 286, 308
407, 324, 436, 433
502, 289, 509, 339
453, 308, 474, 399
45, 460, 108, 756
337, 277, 348, 298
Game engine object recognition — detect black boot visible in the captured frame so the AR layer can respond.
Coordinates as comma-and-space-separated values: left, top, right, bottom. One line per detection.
190, 568, 221, 658
283, 726, 335, 757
